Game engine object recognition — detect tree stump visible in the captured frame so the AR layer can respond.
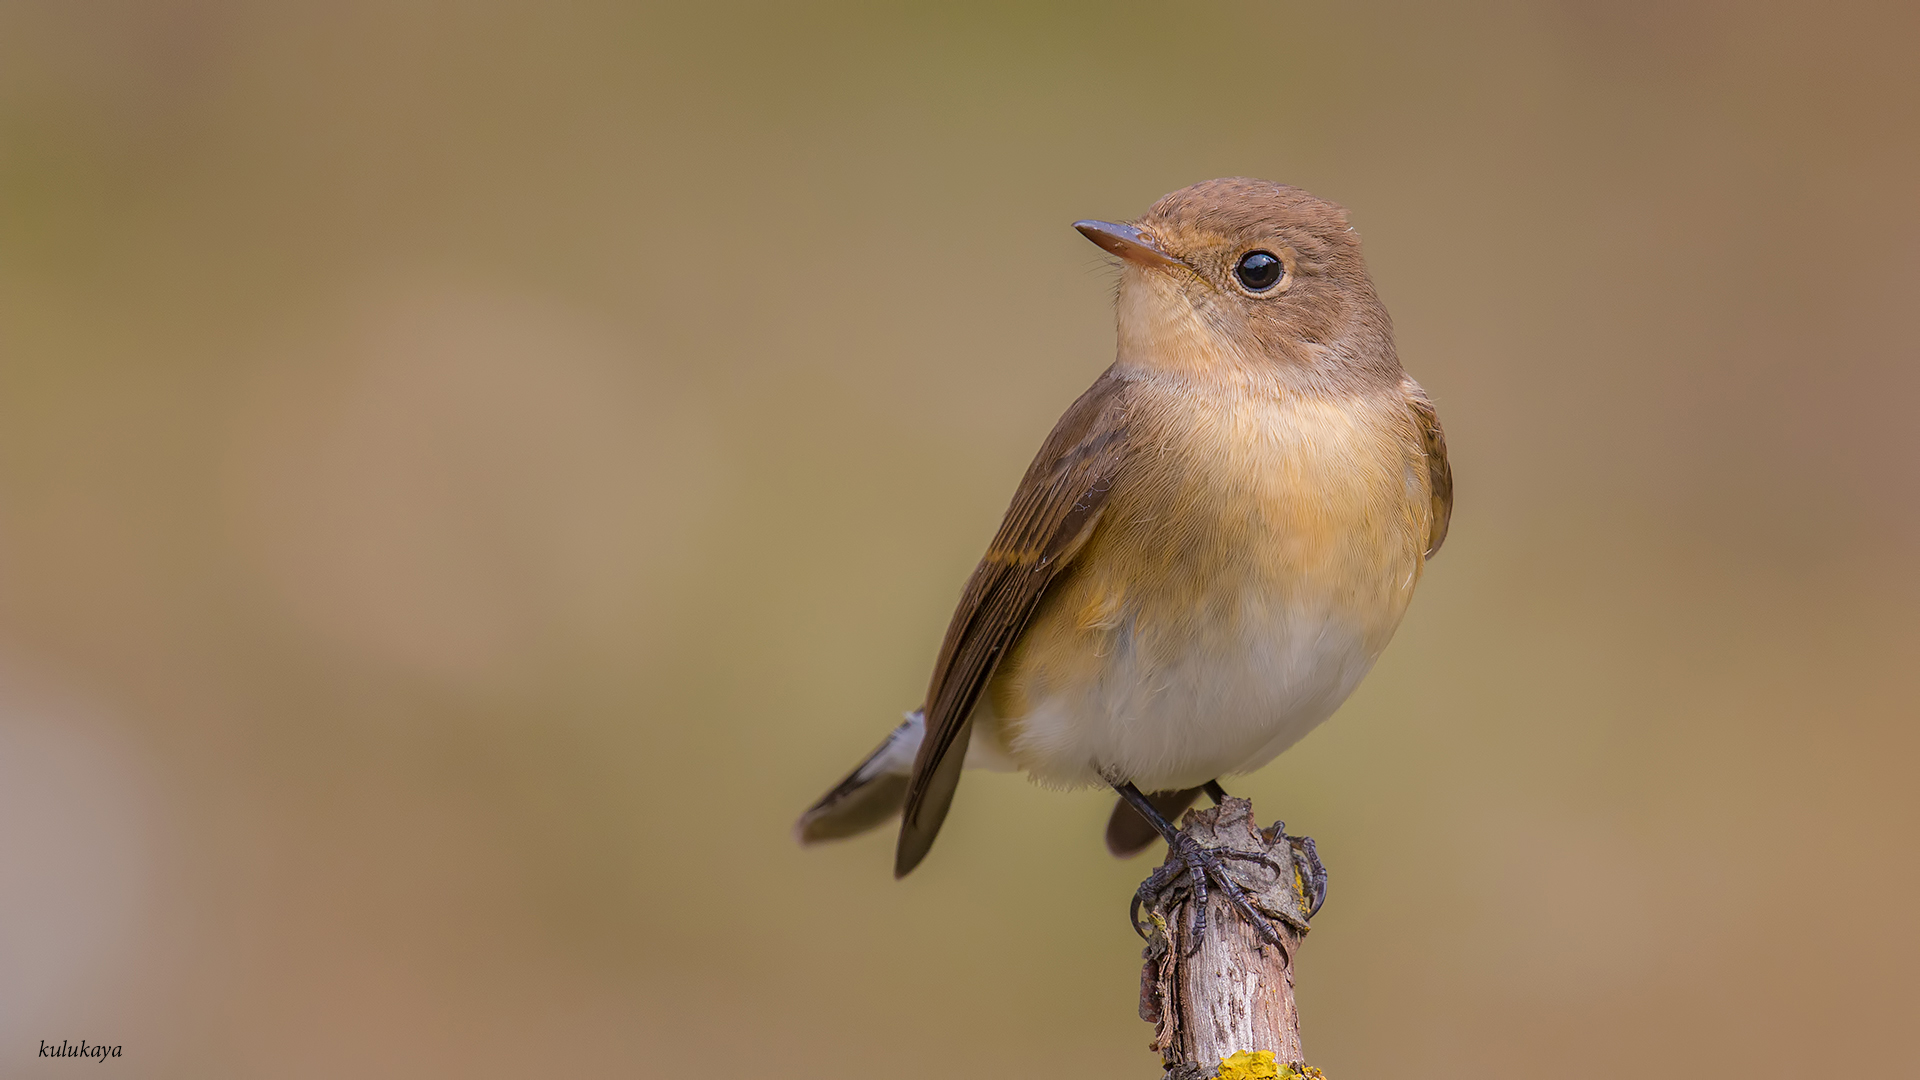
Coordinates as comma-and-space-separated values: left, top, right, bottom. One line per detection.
1137, 798, 1323, 1080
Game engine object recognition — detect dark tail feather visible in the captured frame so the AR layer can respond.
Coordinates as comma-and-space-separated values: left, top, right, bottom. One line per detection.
894, 717, 972, 878
1104, 786, 1207, 857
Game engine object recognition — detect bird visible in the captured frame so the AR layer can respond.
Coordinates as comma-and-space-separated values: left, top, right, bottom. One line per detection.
795, 178, 1451, 939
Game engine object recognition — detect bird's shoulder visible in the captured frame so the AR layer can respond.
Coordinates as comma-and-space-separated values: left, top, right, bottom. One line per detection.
977, 367, 1136, 570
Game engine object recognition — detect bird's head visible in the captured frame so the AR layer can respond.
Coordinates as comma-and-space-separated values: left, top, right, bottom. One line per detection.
1075, 178, 1397, 388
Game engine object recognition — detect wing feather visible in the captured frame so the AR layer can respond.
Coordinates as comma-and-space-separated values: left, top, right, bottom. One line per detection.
1403, 376, 1453, 558
894, 370, 1133, 876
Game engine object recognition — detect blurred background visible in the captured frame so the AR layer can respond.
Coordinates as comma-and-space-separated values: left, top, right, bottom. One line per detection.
2, 1, 1916, 1076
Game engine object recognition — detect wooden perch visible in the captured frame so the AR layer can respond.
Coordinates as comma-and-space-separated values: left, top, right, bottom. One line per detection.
1136, 798, 1324, 1080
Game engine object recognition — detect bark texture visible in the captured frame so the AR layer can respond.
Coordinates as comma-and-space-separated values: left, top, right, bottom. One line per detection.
1137, 798, 1319, 1080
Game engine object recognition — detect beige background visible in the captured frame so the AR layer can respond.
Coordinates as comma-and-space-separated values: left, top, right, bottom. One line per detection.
2, 2, 1916, 1076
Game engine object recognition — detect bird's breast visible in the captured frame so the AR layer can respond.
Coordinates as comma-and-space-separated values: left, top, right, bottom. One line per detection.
985, 382, 1431, 789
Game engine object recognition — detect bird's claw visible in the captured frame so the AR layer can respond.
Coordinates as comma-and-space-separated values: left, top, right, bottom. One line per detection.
1132, 834, 1290, 955
1289, 832, 1327, 918
1259, 819, 1328, 919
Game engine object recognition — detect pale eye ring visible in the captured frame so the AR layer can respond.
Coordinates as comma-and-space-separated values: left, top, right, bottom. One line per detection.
1234, 250, 1283, 292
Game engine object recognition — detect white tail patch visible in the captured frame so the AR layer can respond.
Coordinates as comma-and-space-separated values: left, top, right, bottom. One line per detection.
793, 712, 924, 844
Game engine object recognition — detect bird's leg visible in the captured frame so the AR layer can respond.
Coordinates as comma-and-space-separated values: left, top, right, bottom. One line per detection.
1116, 782, 1287, 954
1202, 779, 1229, 805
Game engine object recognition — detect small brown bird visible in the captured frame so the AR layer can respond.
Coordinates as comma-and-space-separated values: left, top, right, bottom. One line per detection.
797, 178, 1451, 932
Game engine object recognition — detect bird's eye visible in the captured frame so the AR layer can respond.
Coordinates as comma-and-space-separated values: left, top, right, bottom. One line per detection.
1234, 251, 1283, 292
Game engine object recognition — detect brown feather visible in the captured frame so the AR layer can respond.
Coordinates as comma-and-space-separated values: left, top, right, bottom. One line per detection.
894, 371, 1134, 877
1402, 376, 1453, 558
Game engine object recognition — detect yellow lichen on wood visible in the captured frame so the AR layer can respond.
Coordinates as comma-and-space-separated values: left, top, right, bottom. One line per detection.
1215, 1050, 1325, 1080
1217, 1050, 1279, 1079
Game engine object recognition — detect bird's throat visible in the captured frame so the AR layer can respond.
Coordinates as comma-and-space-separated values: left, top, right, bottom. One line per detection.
1114, 268, 1235, 382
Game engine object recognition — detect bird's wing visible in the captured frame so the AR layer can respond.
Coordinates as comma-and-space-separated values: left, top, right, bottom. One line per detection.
894, 370, 1133, 877
1402, 375, 1453, 558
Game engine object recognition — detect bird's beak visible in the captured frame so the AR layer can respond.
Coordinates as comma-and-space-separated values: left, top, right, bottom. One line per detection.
1073, 220, 1185, 271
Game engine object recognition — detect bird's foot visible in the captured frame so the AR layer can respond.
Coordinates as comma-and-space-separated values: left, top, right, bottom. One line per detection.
1131, 833, 1293, 955
1283, 829, 1328, 918
1249, 818, 1329, 919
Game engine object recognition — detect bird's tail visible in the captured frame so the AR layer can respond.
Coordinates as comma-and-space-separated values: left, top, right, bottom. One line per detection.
794, 711, 925, 844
